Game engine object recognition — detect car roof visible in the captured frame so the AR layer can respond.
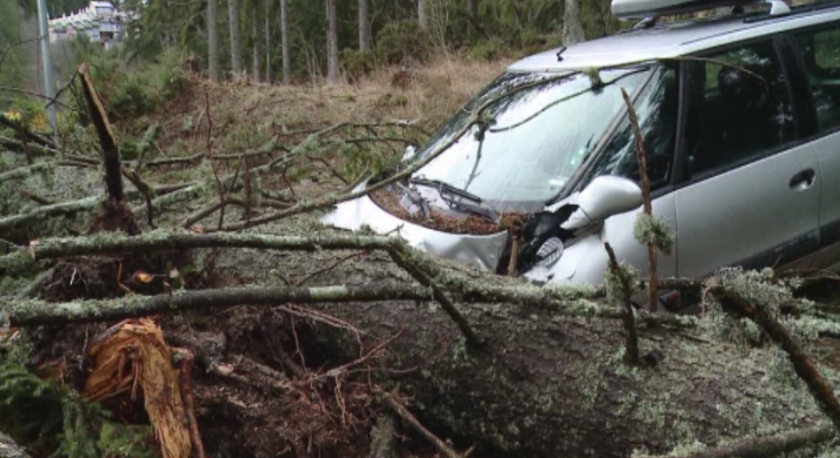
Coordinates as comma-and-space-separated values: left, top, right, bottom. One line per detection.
508, 3, 840, 72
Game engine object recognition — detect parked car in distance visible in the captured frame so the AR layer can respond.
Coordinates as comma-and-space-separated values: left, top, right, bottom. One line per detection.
323, 0, 840, 300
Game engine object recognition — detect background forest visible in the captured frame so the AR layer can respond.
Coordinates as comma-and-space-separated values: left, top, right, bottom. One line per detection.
0, 0, 622, 108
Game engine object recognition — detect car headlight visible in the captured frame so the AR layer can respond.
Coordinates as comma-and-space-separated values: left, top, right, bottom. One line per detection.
536, 237, 564, 266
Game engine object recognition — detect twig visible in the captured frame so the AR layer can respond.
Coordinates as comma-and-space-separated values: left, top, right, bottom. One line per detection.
378, 390, 464, 458
605, 242, 640, 366
181, 199, 247, 229
18, 190, 54, 206
621, 87, 658, 313
295, 251, 366, 285
640, 424, 833, 458
312, 327, 405, 382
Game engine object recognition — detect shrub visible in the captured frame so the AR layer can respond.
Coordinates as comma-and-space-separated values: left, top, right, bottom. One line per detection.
467, 38, 506, 61
341, 49, 376, 82
376, 20, 432, 65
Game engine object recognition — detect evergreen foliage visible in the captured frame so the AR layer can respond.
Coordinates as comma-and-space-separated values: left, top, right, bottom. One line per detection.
0, 356, 152, 458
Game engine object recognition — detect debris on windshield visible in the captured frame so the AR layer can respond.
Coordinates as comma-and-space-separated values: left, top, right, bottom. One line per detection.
370, 186, 526, 235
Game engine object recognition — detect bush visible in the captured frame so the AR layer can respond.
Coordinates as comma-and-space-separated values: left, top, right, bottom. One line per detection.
467, 38, 506, 61
341, 49, 376, 82
80, 47, 189, 120
376, 20, 432, 65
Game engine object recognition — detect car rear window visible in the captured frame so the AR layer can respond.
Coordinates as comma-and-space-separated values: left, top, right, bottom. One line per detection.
795, 23, 840, 133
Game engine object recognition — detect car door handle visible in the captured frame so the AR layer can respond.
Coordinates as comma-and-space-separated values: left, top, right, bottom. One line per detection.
789, 168, 816, 191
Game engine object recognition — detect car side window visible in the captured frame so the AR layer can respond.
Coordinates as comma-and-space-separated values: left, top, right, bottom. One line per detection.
683, 41, 795, 180
576, 65, 679, 191
795, 24, 840, 133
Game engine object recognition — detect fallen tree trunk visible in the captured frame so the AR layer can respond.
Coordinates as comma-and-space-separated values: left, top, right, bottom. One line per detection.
306, 294, 826, 458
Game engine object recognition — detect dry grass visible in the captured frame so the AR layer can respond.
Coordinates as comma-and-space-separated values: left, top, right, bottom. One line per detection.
151, 55, 512, 153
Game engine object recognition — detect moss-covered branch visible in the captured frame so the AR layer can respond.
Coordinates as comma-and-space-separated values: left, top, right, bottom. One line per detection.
0, 231, 402, 272
0, 196, 102, 234
1, 284, 433, 326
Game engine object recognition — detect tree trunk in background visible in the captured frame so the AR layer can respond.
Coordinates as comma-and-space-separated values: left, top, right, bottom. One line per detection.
418, 0, 428, 30
469, 0, 479, 18
228, 0, 242, 73
280, 0, 290, 84
265, 0, 271, 83
326, 0, 339, 85
252, 5, 261, 82
467, 0, 479, 38
208, 0, 220, 82
563, 0, 585, 45
358, 0, 371, 51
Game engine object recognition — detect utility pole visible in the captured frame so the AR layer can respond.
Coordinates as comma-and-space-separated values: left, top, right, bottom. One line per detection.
36, 0, 57, 134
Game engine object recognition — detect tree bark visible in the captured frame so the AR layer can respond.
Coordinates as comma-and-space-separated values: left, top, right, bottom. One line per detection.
418, 0, 428, 31
359, 0, 371, 51
326, 0, 339, 85
563, 0, 585, 45
265, 0, 271, 83
306, 295, 825, 458
251, 4, 261, 82
228, 0, 242, 73
280, 0, 290, 84
208, 0, 220, 82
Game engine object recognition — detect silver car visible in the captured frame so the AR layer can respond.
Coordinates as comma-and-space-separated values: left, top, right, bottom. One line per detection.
324, 0, 840, 290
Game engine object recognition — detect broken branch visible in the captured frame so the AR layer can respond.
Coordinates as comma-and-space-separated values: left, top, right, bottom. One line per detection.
2, 284, 433, 326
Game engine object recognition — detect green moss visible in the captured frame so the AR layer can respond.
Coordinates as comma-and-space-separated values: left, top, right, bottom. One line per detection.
633, 213, 674, 255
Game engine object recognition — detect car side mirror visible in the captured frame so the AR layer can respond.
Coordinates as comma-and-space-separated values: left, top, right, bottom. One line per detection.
562, 176, 643, 230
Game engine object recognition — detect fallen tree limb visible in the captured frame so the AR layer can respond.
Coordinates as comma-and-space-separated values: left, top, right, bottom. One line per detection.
143, 136, 281, 167
0, 195, 101, 234
378, 391, 464, 458
0, 231, 399, 271
1, 284, 432, 326
642, 424, 834, 458
0, 232, 696, 328
0, 115, 57, 150
387, 247, 482, 348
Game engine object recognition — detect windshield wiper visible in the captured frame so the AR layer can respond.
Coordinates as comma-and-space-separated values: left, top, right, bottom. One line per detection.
409, 178, 500, 222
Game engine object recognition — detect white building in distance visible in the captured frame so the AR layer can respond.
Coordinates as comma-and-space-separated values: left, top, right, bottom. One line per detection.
49, 2, 124, 49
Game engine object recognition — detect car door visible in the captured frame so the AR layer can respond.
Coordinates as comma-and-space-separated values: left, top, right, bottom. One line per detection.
674, 38, 821, 278
791, 22, 840, 270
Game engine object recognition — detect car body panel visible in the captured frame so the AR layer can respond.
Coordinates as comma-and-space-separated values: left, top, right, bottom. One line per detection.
674, 142, 821, 278
812, 131, 840, 266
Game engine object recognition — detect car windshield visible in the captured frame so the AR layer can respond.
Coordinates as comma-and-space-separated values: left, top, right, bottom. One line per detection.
409, 67, 650, 210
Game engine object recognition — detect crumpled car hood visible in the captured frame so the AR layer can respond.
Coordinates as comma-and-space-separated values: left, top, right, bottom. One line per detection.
321, 190, 509, 272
